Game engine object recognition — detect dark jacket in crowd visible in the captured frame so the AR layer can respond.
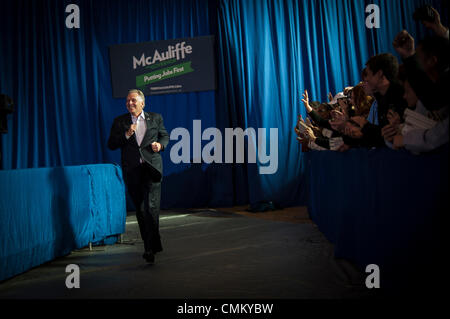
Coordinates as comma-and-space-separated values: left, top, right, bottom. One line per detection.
403, 54, 449, 112
360, 81, 407, 148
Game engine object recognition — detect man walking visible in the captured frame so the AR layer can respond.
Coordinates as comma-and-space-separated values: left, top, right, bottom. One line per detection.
108, 89, 169, 263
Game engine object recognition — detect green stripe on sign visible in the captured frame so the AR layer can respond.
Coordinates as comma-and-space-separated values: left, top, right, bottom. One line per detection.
136, 61, 194, 86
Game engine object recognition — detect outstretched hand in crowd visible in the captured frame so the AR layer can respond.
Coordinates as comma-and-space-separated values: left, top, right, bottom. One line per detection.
301, 90, 313, 113
329, 109, 347, 132
296, 115, 316, 141
381, 109, 402, 142
421, 6, 449, 38
328, 92, 334, 103
393, 30, 415, 59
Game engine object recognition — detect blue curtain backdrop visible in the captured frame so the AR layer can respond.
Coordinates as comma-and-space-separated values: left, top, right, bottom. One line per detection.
0, 0, 447, 208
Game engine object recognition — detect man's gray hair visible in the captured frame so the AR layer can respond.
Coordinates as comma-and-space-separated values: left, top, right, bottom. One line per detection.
128, 89, 145, 104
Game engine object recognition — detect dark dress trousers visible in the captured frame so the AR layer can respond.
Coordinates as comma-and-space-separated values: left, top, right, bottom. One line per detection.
107, 111, 169, 254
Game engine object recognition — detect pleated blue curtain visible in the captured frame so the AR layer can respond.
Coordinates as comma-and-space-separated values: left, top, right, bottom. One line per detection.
1, 0, 447, 207
0, 0, 216, 170
215, 0, 446, 205
1, 1, 104, 167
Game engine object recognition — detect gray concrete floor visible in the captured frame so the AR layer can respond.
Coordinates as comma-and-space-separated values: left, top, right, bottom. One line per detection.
0, 209, 379, 299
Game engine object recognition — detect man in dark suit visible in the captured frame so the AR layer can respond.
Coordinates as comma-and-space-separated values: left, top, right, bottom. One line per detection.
107, 89, 169, 264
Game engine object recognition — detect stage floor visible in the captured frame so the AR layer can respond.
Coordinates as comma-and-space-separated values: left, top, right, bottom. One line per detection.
0, 207, 377, 299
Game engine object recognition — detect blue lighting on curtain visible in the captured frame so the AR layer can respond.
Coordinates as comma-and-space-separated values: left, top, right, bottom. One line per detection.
0, 0, 447, 208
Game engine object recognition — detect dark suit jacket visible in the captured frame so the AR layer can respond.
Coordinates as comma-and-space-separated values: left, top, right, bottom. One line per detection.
361, 81, 407, 148
107, 111, 169, 182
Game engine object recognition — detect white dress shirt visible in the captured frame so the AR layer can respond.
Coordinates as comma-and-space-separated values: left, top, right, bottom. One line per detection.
133, 112, 146, 146
125, 112, 147, 163
126, 112, 147, 146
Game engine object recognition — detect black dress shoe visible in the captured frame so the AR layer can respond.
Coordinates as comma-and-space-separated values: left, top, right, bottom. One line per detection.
152, 247, 163, 254
143, 251, 155, 264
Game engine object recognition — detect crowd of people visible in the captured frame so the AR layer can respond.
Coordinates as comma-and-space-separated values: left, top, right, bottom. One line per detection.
295, 5, 449, 155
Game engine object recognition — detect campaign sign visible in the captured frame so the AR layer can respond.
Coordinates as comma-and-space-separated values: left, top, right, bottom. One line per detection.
109, 35, 216, 97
